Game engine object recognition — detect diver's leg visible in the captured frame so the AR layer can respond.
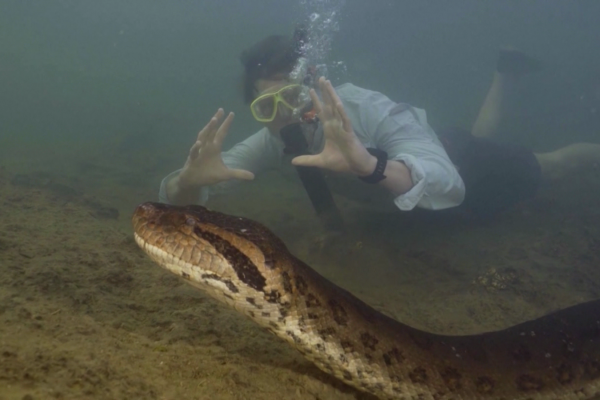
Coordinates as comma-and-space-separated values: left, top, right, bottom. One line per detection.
471, 72, 517, 138
535, 143, 600, 180
471, 49, 542, 138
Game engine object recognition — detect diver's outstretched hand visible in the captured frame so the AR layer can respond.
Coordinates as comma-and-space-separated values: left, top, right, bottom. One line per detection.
291, 77, 376, 177
178, 109, 254, 188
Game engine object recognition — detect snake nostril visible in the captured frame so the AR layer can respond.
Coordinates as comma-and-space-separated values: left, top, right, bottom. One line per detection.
138, 202, 156, 215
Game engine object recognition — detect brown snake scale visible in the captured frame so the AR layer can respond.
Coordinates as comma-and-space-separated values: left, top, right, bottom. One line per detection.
132, 202, 600, 400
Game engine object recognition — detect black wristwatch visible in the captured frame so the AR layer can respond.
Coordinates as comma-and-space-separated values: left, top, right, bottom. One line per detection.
359, 148, 388, 184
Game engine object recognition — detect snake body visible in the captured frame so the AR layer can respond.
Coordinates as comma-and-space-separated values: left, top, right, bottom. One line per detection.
132, 202, 600, 400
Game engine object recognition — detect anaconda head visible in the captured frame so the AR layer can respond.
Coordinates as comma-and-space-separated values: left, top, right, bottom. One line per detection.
132, 202, 291, 301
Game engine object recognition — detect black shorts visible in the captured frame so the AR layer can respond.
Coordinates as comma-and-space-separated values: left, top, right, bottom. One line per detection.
438, 128, 542, 218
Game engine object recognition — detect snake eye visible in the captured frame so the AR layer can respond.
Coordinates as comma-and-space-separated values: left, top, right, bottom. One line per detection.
185, 217, 196, 226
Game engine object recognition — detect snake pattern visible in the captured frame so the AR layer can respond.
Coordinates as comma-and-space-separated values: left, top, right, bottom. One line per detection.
132, 202, 600, 400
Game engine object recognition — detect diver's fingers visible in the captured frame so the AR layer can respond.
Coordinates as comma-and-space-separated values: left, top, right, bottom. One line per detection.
319, 77, 334, 108
188, 140, 202, 160
317, 79, 348, 133
228, 168, 255, 181
336, 101, 352, 133
309, 89, 323, 114
214, 112, 234, 146
315, 81, 334, 120
197, 108, 224, 143
203, 108, 226, 143
291, 154, 323, 168
325, 79, 341, 104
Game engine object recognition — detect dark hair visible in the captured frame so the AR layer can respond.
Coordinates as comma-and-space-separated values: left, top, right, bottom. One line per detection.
239, 26, 308, 104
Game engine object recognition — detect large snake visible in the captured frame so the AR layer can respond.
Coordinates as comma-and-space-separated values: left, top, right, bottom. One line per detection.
132, 202, 600, 400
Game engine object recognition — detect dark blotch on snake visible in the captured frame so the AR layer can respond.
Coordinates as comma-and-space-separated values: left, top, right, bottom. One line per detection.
305, 293, 321, 308
383, 348, 405, 366
328, 299, 349, 326
201, 273, 238, 293
342, 370, 352, 381
279, 307, 288, 319
360, 332, 379, 351
340, 340, 354, 352
281, 271, 292, 293
441, 367, 462, 391
317, 327, 337, 340
286, 330, 302, 344
265, 289, 281, 303
194, 227, 266, 291
295, 276, 308, 295
409, 367, 428, 384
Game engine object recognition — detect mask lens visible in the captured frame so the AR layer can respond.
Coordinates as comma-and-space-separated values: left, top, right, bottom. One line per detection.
280, 85, 307, 108
251, 96, 276, 121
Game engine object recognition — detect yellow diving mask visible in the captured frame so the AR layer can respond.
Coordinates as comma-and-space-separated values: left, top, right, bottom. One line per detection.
250, 84, 311, 122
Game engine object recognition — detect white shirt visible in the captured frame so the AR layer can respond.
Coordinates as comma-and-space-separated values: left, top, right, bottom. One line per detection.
159, 83, 465, 211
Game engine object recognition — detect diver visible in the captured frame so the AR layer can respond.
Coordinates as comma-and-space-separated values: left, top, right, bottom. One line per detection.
160, 27, 464, 214
159, 27, 600, 220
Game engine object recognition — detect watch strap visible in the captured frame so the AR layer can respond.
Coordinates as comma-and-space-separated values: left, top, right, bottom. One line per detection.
359, 148, 388, 184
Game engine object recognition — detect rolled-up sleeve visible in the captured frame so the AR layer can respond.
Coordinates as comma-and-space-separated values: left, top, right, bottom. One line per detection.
158, 128, 283, 205
391, 151, 465, 211
348, 87, 465, 211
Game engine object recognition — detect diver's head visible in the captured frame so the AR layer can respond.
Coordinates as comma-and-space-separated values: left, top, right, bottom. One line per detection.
239, 26, 317, 134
